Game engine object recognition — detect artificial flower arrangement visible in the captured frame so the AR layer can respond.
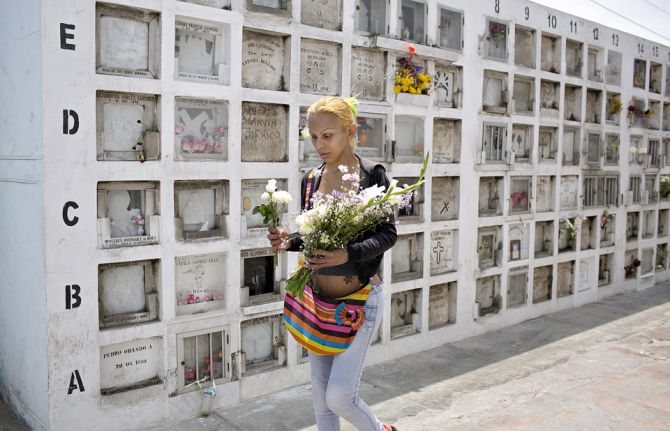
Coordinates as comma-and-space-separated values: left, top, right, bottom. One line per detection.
627, 99, 653, 122
624, 258, 641, 278
559, 216, 586, 241
252, 179, 293, 268
135, 118, 160, 163
286, 153, 429, 299
176, 123, 227, 155
606, 97, 622, 116
488, 22, 507, 42
393, 44, 432, 95
600, 209, 614, 230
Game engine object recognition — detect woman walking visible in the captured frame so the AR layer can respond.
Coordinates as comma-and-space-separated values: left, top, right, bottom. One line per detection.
267, 96, 399, 431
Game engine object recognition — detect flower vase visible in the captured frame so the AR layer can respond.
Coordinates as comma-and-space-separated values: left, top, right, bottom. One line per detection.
137, 225, 145, 236
201, 386, 216, 417
395, 92, 430, 107
144, 132, 160, 159
558, 231, 568, 250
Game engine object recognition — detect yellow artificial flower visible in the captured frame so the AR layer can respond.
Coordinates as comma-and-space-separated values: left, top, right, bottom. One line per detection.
394, 85, 401, 94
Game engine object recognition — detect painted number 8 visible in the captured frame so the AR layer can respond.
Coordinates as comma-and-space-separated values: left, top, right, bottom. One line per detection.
494, 0, 500, 13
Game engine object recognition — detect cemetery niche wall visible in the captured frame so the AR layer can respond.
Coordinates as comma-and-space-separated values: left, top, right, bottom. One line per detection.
7, 0, 670, 429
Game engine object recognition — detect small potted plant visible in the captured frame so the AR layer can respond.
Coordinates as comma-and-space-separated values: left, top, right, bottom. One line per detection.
136, 116, 160, 162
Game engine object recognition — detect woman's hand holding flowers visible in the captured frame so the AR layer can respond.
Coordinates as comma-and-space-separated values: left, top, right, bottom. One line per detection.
305, 248, 349, 270
267, 226, 292, 251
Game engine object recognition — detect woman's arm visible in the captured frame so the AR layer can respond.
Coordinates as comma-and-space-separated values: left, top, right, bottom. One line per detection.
282, 169, 310, 251
345, 164, 397, 262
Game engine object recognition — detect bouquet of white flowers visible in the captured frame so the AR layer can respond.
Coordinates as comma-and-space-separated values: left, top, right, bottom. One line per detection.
288, 154, 429, 299
253, 179, 293, 268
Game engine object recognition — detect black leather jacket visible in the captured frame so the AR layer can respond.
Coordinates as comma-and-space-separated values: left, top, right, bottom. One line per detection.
286, 155, 397, 284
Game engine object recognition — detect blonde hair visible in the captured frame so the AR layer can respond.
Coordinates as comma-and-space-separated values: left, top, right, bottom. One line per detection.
307, 96, 359, 149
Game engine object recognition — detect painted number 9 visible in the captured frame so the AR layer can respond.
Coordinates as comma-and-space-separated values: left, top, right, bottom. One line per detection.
524, 6, 529, 20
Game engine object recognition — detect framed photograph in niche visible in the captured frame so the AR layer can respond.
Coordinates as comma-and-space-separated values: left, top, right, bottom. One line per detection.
475, 276, 501, 317
177, 327, 231, 394
509, 240, 521, 261
391, 233, 423, 282
174, 17, 230, 84
399, 0, 426, 44
241, 315, 287, 375
240, 248, 285, 307
434, 63, 462, 108
174, 97, 228, 161
438, 7, 463, 51
174, 180, 229, 241
98, 259, 159, 329
540, 32, 561, 73
355, 113, 387, 161
394, 177, 424, 221
300, 38, 342, 96
245, 0, 291, 17
175, 253, 227, 316
432, 118, 460, 163
178, 0, 231, 8
394, 115, 424, 162
97, 181, 160, 248
100, 337, 163, 395
95, 4, 160, 78
350, 47, 386, 101
241, 30, 290, 91
512, 75, 534, 114
477, 226, 501, 269
507, 269, 527, 308
514, 25, 535, 68
430, 230, 457, 275
96, 91, 160, 161
241, 179, 288, 236
390, 288, 421, 338
355, 0, 387, 35
428, 282, 457, 329
431, 177, 459, 221
241, 102, 288, 162
301, 0, 342, 30
482, 70, 508, 114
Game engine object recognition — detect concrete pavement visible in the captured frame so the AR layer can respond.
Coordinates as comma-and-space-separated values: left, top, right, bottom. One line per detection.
142, 283, 670, 431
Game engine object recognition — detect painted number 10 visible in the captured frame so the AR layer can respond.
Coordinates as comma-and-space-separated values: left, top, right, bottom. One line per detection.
547, 13, 557, 29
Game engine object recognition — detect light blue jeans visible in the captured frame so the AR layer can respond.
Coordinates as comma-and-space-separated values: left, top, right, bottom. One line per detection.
308, 281, 385, 431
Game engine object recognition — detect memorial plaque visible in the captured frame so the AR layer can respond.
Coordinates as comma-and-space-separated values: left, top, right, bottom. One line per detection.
540, 33, 561, 73
508, 270, 527, 307
300, 39, 341, 95
96, 5, 160, 78
430, 230, 456, 275
476, 276, 500, 316
557, 261, 574, 297
246, 0, 290, 15
478, 177, 503, 216
559, 176, 578, 210
179, 0, 231, 8
578, 259, 591, 292
431, 177, 459, 221
478, 226, 501, 268
391, 234, 423, 281
101, 337, 162, 394
538, 126, 558, 161
241, 248, 279, 305
508, 223, 529, 261
395, 116, 424, 162
179, 328, 230, 390
175, 97, 228, 161
175, 253, 226, 316
98, 260, 159, 328
509, 177, 531, 214
511, 124, 532, 161
301, 0, 342, 30
429, 283, 456, 328
175, 180, 228, 241
513, 76, 534, 114
434, 64, 462, 108
96, 91, 159, 161
241, 179, 288, 235
564, 85, 582, 122
535, 176, 554, 212
390, 289, 421, 338
355, 114, 386, 160
565, 39, 583, 77
562, 127, 579, 166
241, 102, 288, 162
350, 47, 385, 101
97, 182, 160, 248
356, 0, 386, 35
580, 217, 594, 249
175, 17, 228, 83
514, 26, 535, 68
241, 315, 285, 373
588, 47, 604, 81
533, 265, 552, 303
241, 30, 289, 91
482, 71, 507, 114
606, 50, 622, 86
433, 119, 460, 163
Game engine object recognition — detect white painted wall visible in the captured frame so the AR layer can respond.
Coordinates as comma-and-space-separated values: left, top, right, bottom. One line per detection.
0, 1, 49, 429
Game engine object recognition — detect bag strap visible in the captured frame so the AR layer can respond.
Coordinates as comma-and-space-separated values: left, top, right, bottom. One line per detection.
303, 168, 316, 210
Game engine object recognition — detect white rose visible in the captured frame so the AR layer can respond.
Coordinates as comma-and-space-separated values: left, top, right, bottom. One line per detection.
295, 213, 315, 235
266, 179, 277, 193
261, 192, 270, 201
273, 190, 293, 204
